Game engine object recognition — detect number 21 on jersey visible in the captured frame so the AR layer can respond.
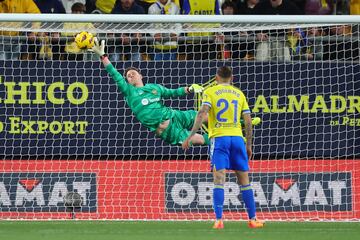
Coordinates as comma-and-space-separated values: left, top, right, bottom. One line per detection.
216, 98, 238, 123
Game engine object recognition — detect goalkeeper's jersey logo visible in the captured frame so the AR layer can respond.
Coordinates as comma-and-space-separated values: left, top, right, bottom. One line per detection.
141, 97, 161, 106
141, 99, 149, 105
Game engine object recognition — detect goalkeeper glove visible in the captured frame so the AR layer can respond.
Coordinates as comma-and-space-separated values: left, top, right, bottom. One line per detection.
188, 84, 204, 93
90, 37, 106, 57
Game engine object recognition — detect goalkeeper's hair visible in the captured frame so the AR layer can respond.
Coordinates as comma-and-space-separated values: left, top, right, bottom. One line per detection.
217, 66, 232, 79
124, 67, 141, 77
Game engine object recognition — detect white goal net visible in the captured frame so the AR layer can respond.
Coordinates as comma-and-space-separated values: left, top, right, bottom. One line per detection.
0, 14, 359, 221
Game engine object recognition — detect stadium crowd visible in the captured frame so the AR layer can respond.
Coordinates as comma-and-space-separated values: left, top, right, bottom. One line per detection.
0, 0, 359, 61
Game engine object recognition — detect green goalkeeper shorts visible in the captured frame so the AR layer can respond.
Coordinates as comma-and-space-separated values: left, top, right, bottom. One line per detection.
159, 110, 197, 145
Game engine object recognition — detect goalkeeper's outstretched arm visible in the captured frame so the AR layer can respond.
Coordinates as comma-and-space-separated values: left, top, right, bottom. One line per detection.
91, 38, 131, 96
158, 84, 205, 99
91, 38, 204, 99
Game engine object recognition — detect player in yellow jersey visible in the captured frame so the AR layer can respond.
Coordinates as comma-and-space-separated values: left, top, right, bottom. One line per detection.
182, 66, 264, 229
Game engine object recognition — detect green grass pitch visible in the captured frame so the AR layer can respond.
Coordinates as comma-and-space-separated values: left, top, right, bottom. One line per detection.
0, 221, 359, 240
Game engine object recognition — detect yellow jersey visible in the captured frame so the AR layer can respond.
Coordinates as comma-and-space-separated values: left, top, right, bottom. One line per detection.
96, 0, 116, 13
351, 0, 360, 14
202, 84, 250, 139
183, 0, 221, 37
0, 0, 41, 36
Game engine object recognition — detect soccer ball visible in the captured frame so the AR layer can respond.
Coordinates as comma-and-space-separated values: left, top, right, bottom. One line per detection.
75, 31, 95, 49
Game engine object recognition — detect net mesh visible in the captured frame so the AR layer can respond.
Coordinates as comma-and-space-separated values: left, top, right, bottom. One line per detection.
0, 19, 359, 220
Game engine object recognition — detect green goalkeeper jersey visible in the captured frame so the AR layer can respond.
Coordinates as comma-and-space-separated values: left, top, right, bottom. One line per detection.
106, 63, 187, 131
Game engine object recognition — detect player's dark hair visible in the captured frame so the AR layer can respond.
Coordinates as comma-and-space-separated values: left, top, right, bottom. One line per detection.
124, 67, 141, 77
221, 1, 237, 14
217, 66, 232, 79
71, 2, 86, 13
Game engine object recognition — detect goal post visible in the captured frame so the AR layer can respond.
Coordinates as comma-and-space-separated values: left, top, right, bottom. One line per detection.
0, 14, 359, 221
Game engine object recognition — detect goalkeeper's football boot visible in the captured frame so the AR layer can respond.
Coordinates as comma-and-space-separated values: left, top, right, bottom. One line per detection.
248, 219, 264, 228
212, 220, 224, 229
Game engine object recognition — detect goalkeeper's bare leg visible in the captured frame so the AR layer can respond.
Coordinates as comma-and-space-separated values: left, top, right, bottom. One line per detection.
157, 109, 261, 146
156, 117, 209, 146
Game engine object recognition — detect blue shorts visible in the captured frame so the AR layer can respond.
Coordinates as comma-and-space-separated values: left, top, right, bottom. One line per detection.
210, 136, 249, 172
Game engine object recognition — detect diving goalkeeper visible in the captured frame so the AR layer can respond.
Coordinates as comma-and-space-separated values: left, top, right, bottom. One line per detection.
91, 38, 209, 146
